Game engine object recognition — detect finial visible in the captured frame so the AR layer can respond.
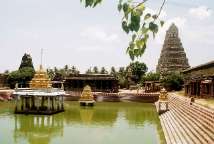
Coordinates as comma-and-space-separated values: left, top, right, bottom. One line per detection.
40, 48, 43, 67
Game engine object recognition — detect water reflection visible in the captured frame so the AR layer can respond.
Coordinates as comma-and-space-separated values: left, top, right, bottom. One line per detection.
0, 102, 165, 144
14, 114, 63, 144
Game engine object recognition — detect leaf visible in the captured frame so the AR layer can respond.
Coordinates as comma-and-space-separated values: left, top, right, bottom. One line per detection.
130, 11, 140, 32
118, 3, 122, 11
93, 0, 102, 7
132, 34, 137, 41
123, 3, 129, 13
149, 22, 158, 35
138, 3, 145, 11
160, 20, 165, 27
152, 14, 158, 19
141, 27, 149, 34
144, 13, 151, 20
136, 39, 145, 49
122, 21, 129, 33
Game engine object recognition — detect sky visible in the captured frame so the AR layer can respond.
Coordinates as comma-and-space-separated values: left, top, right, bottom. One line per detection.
0, 0, 213, 73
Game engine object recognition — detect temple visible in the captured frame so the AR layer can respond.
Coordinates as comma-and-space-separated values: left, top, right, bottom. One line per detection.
64, 74, 118, 92
13, 65, 65, 115
156, 23, 190, 74
79, 85, 95, 106
183, 61, 214, 98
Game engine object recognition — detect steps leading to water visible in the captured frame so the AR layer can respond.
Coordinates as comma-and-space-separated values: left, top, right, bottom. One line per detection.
158, 94, 214, 144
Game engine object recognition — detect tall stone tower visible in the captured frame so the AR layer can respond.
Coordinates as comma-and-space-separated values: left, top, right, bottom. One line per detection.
156, 23, 190, 74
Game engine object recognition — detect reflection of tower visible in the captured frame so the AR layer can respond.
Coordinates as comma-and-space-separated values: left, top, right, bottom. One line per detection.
156, 23, 190, 74
14, 115, 64, 144
79, 108, 94, 125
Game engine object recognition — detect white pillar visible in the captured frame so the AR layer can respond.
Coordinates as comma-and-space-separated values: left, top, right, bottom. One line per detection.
48, 97, 50, 110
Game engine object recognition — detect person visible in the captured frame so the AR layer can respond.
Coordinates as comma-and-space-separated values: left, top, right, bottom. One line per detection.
190, 97, 195, 105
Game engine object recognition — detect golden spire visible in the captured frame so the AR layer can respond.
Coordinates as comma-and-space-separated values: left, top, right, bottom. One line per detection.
80, 85, 94, 100
29, 48, 52, 89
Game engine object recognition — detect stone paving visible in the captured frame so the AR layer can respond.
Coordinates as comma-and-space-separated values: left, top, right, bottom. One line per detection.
158, 93, 214, 144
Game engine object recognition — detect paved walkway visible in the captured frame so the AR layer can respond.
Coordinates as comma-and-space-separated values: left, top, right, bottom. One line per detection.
158, 93, 214, 144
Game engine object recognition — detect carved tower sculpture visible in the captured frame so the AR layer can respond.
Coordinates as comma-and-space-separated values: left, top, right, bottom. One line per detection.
156, 23, 190, 74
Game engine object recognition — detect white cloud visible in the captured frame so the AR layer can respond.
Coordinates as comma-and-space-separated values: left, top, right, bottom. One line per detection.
189, 6, 212, 20
80, 26, 119, 43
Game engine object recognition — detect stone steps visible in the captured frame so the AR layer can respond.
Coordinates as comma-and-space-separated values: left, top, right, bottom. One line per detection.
169, 96, 214, 135
170, 101, 214, 143
159, 94, 214, 144
169, 97, 214, 138
169, 105, 205, 144
166, 108, 194, 143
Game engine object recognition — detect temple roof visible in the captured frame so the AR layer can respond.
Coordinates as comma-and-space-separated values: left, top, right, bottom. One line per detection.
29, 65, 52, 89
65, 74, 117, 80
183, 60, 214, 74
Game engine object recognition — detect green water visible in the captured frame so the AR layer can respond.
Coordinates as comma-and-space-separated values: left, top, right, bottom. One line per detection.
0, 102, 165, 144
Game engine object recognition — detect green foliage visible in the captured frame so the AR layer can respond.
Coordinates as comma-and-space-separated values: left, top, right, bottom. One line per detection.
141, 72, 160, 82
47, 65, 80, 81
7, 67, 35, 88
93, 66, 99, 74
19, 53, 34, 70
85, 68, 93, 74
117, 67, 128, 88
81, 0, 102, 7
100, 67, 108, 74
161, 72, 184, 91
81, 0, 166, 60
7, 53, 35, 88
110, 66, 117, 77
127, 61, 148, 84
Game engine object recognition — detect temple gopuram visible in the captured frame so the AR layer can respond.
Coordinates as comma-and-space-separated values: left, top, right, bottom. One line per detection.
64, 74, 118, 92
156, 23, 190, 74
183, 61, 214, 98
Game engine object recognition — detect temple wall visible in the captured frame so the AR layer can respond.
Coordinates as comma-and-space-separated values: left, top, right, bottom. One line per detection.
183, 62, 214, 98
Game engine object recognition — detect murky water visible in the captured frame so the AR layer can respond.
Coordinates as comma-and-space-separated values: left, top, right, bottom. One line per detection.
0, 101, 165, 144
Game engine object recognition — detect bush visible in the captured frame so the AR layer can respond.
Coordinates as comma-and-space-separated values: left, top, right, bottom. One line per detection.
161, 72, 184, 91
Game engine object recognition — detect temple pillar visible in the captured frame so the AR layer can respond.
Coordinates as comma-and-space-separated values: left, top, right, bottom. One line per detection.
62, 96, 64, 110
47, 97, 50, 111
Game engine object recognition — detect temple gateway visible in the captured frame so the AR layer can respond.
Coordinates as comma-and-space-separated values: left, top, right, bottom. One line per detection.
156, 23, 190, 74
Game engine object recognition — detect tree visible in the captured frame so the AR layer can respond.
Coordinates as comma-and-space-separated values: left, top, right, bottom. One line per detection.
93, 66, 99, 74
142, 72, 160, 82
110, 66, 117, 77
4, 70, 9, 74
19, 53, 34, 70
7, 67, 35, 88
100, 67, 108, 74
85, 68, 93, 74
81, 0, 166, 60
127, 61, 148, 84
7, 53, 35, 88
70, 66, 80, 75
117, 67, 128, 88
161, 72, 184, 91
47, 68, 55, 80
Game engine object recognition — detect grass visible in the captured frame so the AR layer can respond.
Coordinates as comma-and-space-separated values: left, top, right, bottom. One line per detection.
195, 98, 214, 110
172, 90, 214, 110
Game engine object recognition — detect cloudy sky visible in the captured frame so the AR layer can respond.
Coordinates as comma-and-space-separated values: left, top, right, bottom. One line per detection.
0, 0, 213, 73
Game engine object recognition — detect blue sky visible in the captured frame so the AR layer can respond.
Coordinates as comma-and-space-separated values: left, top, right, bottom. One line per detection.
0, 0, 213, 73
